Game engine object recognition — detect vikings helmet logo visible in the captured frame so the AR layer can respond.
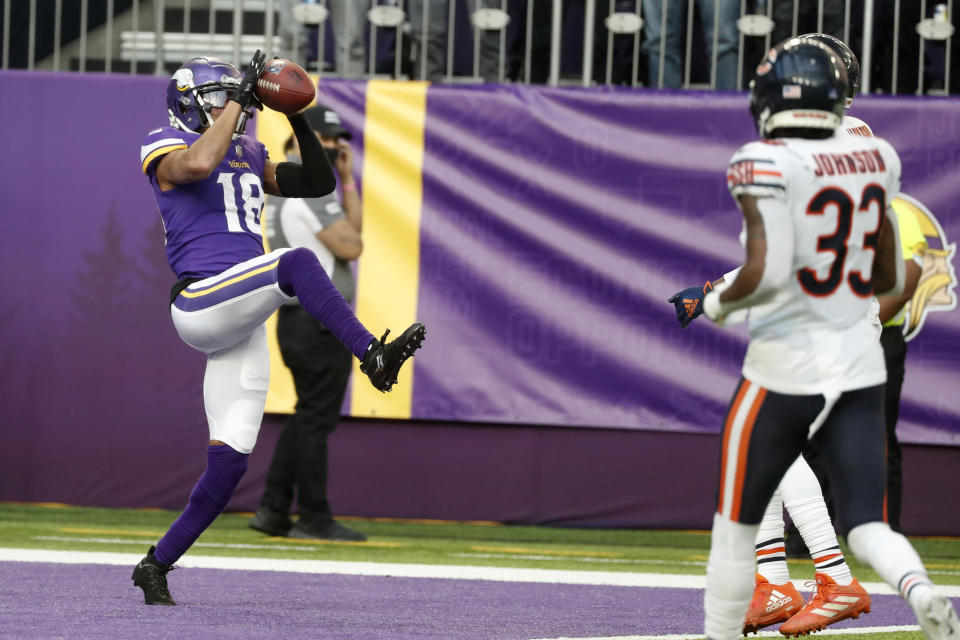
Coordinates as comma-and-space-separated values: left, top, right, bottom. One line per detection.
892, 194, 958, 342
173, 68, 195, 91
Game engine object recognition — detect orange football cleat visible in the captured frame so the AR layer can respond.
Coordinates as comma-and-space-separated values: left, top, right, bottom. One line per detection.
779, 573, 871, 637
744, 574, 804, 635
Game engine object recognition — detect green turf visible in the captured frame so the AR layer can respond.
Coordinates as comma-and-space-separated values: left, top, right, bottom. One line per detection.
2, 502, 959, 588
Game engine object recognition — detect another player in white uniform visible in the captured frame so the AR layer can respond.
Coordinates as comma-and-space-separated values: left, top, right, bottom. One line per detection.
670, 34, 878, 636
697, 38, 960, 640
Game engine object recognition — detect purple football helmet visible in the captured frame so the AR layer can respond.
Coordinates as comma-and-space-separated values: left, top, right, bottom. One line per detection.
166, 57, 250, 133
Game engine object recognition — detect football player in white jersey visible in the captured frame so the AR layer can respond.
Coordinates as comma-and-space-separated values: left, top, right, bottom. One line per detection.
670, 33, 878, 636
698, 38, 959, 640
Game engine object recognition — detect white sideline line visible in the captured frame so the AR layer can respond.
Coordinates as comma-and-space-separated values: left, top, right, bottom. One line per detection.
2, 548, 960, 598
529, 627, 922, 640
451, 552, 707, 566
31, 537, 705, 566
0, 547, 706, 588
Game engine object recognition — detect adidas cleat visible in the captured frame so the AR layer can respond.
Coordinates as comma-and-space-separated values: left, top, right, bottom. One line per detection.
779, 573, 870, 637
744, 574, 804, 635
360, 323, 426, 392
131, 545, 176, 605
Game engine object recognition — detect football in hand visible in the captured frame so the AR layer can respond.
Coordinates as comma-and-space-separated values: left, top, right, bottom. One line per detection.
255, 58, 315, 115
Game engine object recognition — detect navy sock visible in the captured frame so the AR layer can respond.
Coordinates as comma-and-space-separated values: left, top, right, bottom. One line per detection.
277, 248, 375, 359
154, 444, 248, 565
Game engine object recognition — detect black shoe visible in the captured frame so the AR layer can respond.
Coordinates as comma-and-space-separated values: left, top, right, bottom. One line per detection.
288, 521, 368, 542
360, 323, 426, 392
248, 508, 293, 537
131, 545, 176, 605
784, 532, 810, 559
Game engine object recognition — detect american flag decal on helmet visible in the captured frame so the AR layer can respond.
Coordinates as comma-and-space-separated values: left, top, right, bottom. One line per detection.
782, 85, 802, 99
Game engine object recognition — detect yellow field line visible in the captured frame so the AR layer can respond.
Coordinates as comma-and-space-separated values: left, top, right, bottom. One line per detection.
270, 537, 403, 548
61, 527, 161, 537
471, 546, 623, 558
228, 512, 502, 527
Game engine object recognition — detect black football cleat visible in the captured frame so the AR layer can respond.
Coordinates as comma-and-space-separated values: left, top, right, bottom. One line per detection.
360, 323, 426, 392
132, 545, 176, 605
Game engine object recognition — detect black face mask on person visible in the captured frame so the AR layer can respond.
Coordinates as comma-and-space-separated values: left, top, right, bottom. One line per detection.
325, 147, 340, 166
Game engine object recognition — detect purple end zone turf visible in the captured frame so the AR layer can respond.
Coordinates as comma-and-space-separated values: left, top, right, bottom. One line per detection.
0, 561, 941, 640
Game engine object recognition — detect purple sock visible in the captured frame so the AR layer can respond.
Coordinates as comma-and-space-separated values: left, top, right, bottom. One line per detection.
154, 444, 248, 565
277, 247, 375, 359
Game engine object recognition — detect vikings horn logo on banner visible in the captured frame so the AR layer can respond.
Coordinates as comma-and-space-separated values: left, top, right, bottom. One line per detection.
892, 193, 958, 342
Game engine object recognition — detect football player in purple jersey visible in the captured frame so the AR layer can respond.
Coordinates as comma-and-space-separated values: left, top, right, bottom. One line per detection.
131, 51, 426, 606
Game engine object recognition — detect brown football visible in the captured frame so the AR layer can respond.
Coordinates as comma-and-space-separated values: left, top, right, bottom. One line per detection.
255, 58, 315, 115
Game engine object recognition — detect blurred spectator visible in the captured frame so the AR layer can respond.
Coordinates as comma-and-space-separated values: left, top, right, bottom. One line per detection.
756, 0, 845, 48
408, 0, 502, 81
874, 1, 960, 94
277, 0, 305, 60
642, 0, 740, 89
506, 0, 554, 83
331, 0, 370, 76
276, 0, 369, 75
585, 0, 648, 86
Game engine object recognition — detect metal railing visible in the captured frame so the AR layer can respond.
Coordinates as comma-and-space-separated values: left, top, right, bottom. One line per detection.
1, 0, 955, 95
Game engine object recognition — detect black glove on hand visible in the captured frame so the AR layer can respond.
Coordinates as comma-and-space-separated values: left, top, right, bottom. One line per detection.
668, 280, 714, 328
231, 49, 266, 110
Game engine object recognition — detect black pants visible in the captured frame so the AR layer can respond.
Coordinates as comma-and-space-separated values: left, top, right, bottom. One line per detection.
720, 379, 887, 534
796, 327, 907, 534
880, 325, 906, 531
258, 305, 353, 527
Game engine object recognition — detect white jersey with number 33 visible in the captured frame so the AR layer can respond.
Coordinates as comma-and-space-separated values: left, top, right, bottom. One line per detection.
725, 133, 901, 395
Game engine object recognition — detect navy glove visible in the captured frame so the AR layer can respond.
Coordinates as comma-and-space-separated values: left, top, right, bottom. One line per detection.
667, 280, 714, 328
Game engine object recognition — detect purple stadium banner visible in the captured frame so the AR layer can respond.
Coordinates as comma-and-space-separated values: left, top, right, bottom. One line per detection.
406, 84, 960, 443
316, 80, 960, 444
0, 72, 958, 514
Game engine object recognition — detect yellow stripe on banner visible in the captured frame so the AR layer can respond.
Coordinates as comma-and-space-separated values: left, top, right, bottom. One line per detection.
350, 80, 428, 419
256, 89, 319, 415
257, 108, 298, 414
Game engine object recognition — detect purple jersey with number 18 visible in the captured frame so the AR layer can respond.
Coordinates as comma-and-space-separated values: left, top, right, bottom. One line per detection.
140, 126, 269, 280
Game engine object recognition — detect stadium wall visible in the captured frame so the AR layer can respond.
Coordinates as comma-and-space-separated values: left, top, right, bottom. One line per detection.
1, 72, 958, 534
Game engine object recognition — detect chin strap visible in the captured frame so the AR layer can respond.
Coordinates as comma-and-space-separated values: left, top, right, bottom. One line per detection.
233, 110, 250, 138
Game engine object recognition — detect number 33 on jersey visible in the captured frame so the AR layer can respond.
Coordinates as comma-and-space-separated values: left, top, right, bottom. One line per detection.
726, 134, 901, 325
140, 126, 269, 280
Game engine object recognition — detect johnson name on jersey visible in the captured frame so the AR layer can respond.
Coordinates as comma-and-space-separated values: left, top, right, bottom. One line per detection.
140, 127, 269, 280
725, 134, 901, 394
